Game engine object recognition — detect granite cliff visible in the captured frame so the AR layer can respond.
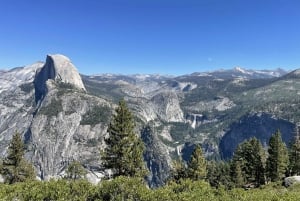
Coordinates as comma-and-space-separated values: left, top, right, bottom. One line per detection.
1, 55, 299, 186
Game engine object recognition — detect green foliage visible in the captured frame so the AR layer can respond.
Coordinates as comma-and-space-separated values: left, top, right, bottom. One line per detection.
169, 122, 193, 142
266, 129, 289, 182
65, 161, 87, 180
289, 127, 300, 176
207, 160, 232, 189
230, 138, 265, 187
169, 159, 188, 183
1, 132, 35, 184
1, 177, 300, 200
80, 105, 112, 126
39, 98, 63, 116
230, 159, 245, 188
0, 180, 96, 201
93, 176, 150, 201
102, 99, 147, 178
187, 145, 207, 181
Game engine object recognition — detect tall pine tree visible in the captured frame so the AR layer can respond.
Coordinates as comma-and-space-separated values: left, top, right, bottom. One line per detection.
289, 126, 300, 175
266, 129, 288, 182
1, 132, 35, 184
230, 158, 245, 188
169, 158, 187, 183
187, 144, 206, 180
102, 99, 147, 178
230, 138, 265, 187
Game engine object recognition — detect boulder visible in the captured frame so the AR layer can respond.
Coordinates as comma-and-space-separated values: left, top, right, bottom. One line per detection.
284, 176, 300, 187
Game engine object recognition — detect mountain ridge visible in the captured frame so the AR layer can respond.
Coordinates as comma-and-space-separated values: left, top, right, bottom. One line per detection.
0, 54, 298, 186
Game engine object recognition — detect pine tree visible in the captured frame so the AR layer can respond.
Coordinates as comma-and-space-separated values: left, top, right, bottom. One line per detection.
187, 144, 206, 180
1, 132, 35, 184
169, 158, 187, 182
266, 129, 289, 182
65, 160, 86, 180
230, 159, 245, 188
289, 125, 300, 175
230, 138, 265, 187
102, 99, 147, 178
207, 160, 231, 188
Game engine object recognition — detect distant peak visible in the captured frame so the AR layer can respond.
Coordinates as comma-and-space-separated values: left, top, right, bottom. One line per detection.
233, 66, 249, 74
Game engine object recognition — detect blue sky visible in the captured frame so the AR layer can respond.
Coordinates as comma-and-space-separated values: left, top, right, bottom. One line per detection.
0, 0, 300, 75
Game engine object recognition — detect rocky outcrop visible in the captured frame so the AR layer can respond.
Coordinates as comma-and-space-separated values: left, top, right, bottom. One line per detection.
28, 87, 111, 180
0, 55, 108, 183
34, 54, 85, 102
141, 125, 172, 187
0, 55, 298, 187
151, 91, 184, 122
219, 113, 295, 159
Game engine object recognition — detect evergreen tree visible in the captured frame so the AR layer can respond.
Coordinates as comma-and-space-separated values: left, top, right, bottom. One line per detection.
187, 145, 206, 180
169, 158, 187, 183
102, 99, 147, 178
230, 159, 245, 188
65, 160, 86, 180
2, 132, 35, 184
289, 126, 300, 175
230, 138, 265, 187
266, 129, 288, 182
207, 160, 231, 188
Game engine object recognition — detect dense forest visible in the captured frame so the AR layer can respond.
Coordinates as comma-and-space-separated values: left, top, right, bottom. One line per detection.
1, 100, 300, 200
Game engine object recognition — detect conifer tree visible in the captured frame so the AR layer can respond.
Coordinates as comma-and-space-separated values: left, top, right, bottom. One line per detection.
169, 158, 187, 182
2, 132, 35, 184
230, 159, 245, 188
266, 129, 288, 182
65, 160, 86, 180
289, 126, 300, 175
230, 138, 265, 187
207, 160, 231, 188
187, 144, 206, 180
102, 99, 147, 178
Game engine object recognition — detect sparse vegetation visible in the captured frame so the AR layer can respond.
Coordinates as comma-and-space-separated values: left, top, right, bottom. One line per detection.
80, 105, 111, 126
19, 83, 34, 93
39, 98, 63, 116
1, 132, 35, 184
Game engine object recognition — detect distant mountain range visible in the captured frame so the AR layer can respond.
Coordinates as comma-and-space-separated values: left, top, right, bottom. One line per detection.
1, 55, 299, 187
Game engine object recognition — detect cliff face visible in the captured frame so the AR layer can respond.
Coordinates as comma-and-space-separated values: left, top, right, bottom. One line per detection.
34, 54, 86, 103
1, 55, 299, 186
141, 126, 172, 187
0, 55, 109, 182
28, 87, 110, 180
219, 113, 295, 159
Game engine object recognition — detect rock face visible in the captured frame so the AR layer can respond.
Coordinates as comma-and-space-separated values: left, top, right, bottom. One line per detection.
28, 89, 110, 180
141, 126, 172, 187
150, 91, 184, 122
220, 113, 295, 159
0, 55, 298, 187
0, 55, 108, 183
34, 54, 86, 102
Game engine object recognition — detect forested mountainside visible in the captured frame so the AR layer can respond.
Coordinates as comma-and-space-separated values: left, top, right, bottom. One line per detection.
2, 54, 300, 186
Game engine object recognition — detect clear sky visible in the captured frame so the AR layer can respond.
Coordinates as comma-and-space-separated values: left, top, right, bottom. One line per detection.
0, 0, 300, 75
